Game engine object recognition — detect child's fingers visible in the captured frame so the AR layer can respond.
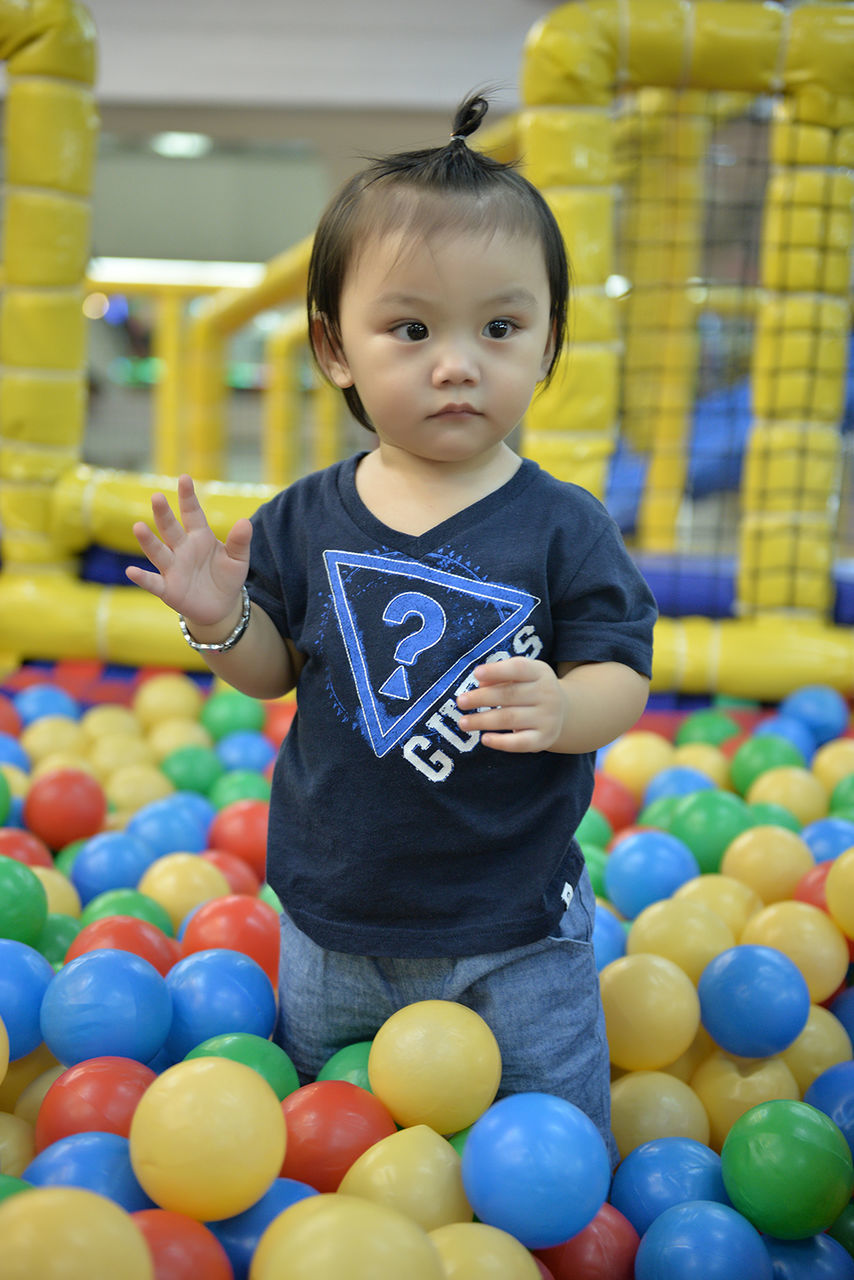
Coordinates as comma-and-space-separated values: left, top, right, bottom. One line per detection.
175, 474, 211, 535
125, 564, 166, 598
223, 517, 253, 564
131, 520, 173, 573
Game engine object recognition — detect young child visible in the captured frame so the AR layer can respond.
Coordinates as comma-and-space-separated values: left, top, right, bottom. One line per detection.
128, 93, 657, 1164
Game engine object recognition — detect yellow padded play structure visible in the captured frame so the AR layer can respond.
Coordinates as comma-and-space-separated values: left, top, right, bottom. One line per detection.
1, 0, 853, 695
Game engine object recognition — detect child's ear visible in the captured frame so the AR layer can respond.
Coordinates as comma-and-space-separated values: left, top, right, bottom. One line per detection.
538, 323, 557, 381
310, 314, 354, 388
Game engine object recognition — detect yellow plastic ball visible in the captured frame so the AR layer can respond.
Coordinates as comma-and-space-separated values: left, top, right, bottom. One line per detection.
1, 764, 30, 798
30, 866, 81, 917
105, 762, 174, 813
87, 732, 155, 782
610, 1070, 710, 1159
129, 1057, 285, 1221
601, 731, 675, 801
137, 854, 231, 932
429, 1222, 541, 1278
147, 716, 211, 762
720, 826, 816, 904
81, 703, 142, 740
0, 1043, 59, 1113
599, 953, 701, 1071
0, 1186, 154, 1280
826, 846, 854, 939
31, 752, 98, 780
13, 1065, 65, 1127
134, 674, 204, 731
672, 873, 763, 940
251, 1193, 445, 1280
0, 1111, 35, 1177
746, 766, 828, 825
338, 1124, 472, 1232
671, 743, 731, 789
781, 1003, 853, 1093
690, 1051, 799, 1152
812, 737, 854, 793
0, 1014, 8, 1085
659, 1025, 717, 1084
20, 716, 87, 764
368, 1001, 501, 1134
627, 899, 735, 985
739, 900, 850, 1003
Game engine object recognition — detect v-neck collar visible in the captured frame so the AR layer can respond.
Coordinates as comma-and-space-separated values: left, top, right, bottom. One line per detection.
336, 453, 540, 555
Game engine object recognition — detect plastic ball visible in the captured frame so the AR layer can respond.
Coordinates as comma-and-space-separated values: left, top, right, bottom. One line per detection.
0, 1041, 59, 1114
186, 1031, 299, 1101
29, 868, 80, 921
23, 1130, 153, 1212
666, 790, 755, 875
730, 735, 805, 795
80, 887, 175, 936
575, 806, 613, 848
278, 1079, 396, 1192
209, 768, 271, 808
127, 795, 211, 859
801, 815, 854, 863
826, 848, 854, 939
40, 948, 172, 1066
754, 712, 818, 762
81, 703, 141, 741
600, 953, 700, 1071
20, 715, 87, 766
340, 1123, 472, 1231
697, 944, 810, 1057
827, 1201, 854, 1260
676, 709, 741, 748
747, 799, 801, 831
179, 893, 279, 987
720, 1098, 854, 1238
35, 1056, 156, 1152
590, 772, 638, 834
610, 1136, 727, 1237
643, 766, 716, 807
634, 1200, 772, 1280
461, 1092, 611, 1249
781, 1004, 853, 1093
12, 1062, 64, 1126
670, 742, 731, 789
430, 1221, 540, 1278
627, 899, 735, 984
600, 731, 675, 801
814, 737, 854, 794
131, 1208, 233, 1280
720, 825, 815, 904
592, 901, 627, 971
739, 901, 849, 1003
763, 1233, 854, 1279
137, 853, 230, 932
0, 1174, 32, 1205
0, 1110, 35, 1176
603, 831, 700, 919
829, 989, 854, 1046
134, 673, 204, 730
609, 1072, 710, 1158
690, 1052, 799, 1152
747, 766, 828, 825
0, 856, 48, 945
69, 831, 159, 906
0, 732, 30, 772
0, 828, 52, 870
250, 1192, 445, 1280
13, 684, 81, 726
215, 728, 276, 774
533, 1201, 639, 1280
669, 874, 758, 940
804, 1062, 854, 1158
87, 731, 155, 781
205, 798, 269, 881
0, 939, 55, 1060
368, 1001, 501, 1134
65, 914, 179, 976
201, 689, 266, 740
780, 685, 850, 747
22, 768, 106, 850
160, 744, 224, 795
163, 947, 276, 1062
199, 848, 261, 895
129, 1057, 286, 1220
264, 698, 296, 745
207, 1177, 318, 1279
105, 762, 175, 813
0, 1185, 155, 1280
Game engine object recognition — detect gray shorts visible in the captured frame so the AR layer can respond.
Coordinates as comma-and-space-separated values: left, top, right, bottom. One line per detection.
272, 864, 617, 1166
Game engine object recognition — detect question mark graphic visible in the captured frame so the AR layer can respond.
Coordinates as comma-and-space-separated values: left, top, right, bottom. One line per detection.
379, 591, 447, 701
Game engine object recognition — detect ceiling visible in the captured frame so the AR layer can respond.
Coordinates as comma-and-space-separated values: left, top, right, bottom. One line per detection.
83, 0, 553, 109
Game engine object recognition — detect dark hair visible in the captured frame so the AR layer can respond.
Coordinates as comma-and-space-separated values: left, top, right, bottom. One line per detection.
307, 92, 570, 431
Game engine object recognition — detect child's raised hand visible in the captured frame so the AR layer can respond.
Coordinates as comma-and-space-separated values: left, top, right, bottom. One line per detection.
126, 474, 252, 627
456, 657, 568, 753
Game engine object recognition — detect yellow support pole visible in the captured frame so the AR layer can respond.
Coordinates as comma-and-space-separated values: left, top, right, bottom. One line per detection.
262, 312, 307, 488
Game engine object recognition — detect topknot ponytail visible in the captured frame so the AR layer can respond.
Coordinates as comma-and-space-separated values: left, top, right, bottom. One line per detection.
449, 94, 489, 144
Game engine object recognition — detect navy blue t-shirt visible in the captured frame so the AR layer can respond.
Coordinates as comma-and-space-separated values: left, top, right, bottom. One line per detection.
247, 454, 657, 957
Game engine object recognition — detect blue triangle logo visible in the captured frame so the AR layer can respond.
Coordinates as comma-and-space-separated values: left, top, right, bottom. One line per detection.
323, 550, 539, 757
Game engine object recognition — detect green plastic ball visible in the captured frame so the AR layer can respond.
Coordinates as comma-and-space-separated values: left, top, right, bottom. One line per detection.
580, 843, 608, 897
32, 912, 81, 969
160, 744, 225, 795
831, 775, 854, 814
80, 887, 175, 937
317, 1041, 373, 1093
637, 795, 683, 830
186, 1032, 299, 1101
675, 709, 741, 748
200, 690, 266, 741
209, 769, 271, 809
667, 789, 755, 874
0, 856, 48, 945
575, 807, 612, 849
747, 801, 801, 832
0, 771, 11, 826
730, 735, 805, 796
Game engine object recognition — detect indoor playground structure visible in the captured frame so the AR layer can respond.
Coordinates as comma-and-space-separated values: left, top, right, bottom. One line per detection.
0, 0, 852, 698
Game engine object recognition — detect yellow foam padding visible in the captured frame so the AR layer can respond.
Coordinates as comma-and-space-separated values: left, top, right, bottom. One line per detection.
525, 346, 618, 435
737, 515, 834, 613
0, 372, 85, 447
686, 2, 785, 92
5, 78, 97, 194
741, 424, 841, 515
569, 291, 618, 344
770, 119, 834, 168
3, 191, 91, 286
0, 289, 85, 369
784, 5, 854, 100
4, 0, 97, 83
50, 463, 278, 555
543, 190, 613, 286
0, 441, 79, 485
753, 315, 849, 424
520, 432, 613, 498
835, 128, 854, 167
517, 108, 613, 187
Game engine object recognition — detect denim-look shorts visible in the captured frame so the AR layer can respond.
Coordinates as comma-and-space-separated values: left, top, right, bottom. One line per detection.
272, 864, 618, 1166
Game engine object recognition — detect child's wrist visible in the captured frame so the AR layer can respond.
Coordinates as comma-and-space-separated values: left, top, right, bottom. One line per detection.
179, 588, 250, 652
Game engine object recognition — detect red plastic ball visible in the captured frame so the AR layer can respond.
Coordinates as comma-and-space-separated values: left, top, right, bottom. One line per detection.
794, 862, 854, 961
65, 915, 181, 977
264, 699, 296, 746
591, 773, 638, 835
535, 1202, 639, 1280
35, 1056, 156, 1152
179, 894, 280, 987
206, 799, 269, 881
0, 827, 53, 868
279, 1079, 398, 1192
131, 1209, 233, 1280
0, 693, 22, 736
200, 848, 261, 896
22, 768, 107, 849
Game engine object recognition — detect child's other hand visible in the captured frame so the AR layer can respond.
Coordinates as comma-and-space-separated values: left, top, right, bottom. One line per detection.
126, 474, 252, 627
456, 657, 568, 753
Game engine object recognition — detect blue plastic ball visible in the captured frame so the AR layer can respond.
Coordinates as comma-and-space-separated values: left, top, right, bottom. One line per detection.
799, 817, 854, 864
604, 830, 700, 919
209, 1177, 318, 1279
634, 1200, 772, 1280
70, 831, 159, 905
780, 686, 850, 747
828, 989, 854, 1045
13, 684, 81, 726
762, 1233, 854, 1279
643, 766, 716, 807
39, 947, 172, 1065
164, 948, 277, 1062
461, 1092, 611, 1249
609, 1137, 730, 1237
126, 794, 210, 857
697, 945, 811, 1058
0, 732, 30, 772
23, 1131, 154, 1212
804, 1062, 854, 1160
592, 903, 627, 971
754, 714, 818, 762
0, 938, 55, 1059
216, 730, 276, 775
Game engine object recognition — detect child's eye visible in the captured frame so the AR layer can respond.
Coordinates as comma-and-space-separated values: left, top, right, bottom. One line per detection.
484, 318, 517, 339
392, 322, 429, 342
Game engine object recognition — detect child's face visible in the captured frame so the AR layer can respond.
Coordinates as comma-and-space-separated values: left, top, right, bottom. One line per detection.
320, 225, 555, 467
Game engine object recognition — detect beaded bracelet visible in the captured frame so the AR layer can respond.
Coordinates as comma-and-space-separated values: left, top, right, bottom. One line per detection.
179, 586, 251, 652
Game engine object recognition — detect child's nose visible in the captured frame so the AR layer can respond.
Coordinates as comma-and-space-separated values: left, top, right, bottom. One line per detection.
432, 340, 479, 385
